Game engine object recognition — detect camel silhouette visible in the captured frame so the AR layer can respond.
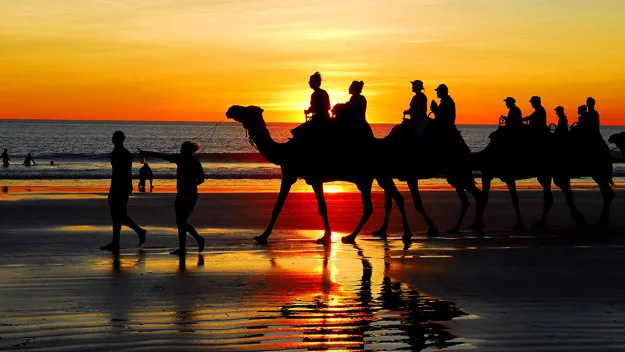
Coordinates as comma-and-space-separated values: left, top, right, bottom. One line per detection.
226, 105, 413, 245
371, 124, 485, 238
473, 128, 614, 229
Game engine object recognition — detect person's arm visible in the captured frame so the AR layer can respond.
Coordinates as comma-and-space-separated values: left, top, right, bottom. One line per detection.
139, 150, 177, 163
195, 161, 205, 186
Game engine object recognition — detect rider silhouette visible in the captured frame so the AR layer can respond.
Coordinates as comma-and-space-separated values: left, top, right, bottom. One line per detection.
502, 97, 523, 129
430, 84, 456, 129
555, 106, 568, 134
304, 72, 331, 122
579, 97, 600, 133
404, 80, 429, 137
523, 96, 547, 130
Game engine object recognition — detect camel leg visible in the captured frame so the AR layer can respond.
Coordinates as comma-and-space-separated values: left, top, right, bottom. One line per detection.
407, 180, 438, 237
533, 176, 553, 229
594, 176, 614, 224
506, 179, 524, 230
372, 189, 392, 237
376, 178, 412, 240
555, 177, 586, 226
466, 182, 485, 233
341, 181, 374, 244
313, 183, 333, 245
447, 187, 469, 235
470, 176, 490, 231
255, 176, 296, 244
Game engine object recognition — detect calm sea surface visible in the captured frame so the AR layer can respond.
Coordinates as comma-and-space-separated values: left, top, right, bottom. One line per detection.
0, 120, 622, 191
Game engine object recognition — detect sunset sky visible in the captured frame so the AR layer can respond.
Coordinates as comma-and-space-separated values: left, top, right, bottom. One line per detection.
1, 0, 624, 124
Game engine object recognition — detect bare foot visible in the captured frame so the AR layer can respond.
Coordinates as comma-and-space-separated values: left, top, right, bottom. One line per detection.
138, 228, 147, 246
170, 249, 186, 256
101, 243, 120, 251
197, 237, 205, 253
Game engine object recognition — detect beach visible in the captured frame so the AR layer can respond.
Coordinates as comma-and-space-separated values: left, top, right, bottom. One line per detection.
2, 189, 625, 351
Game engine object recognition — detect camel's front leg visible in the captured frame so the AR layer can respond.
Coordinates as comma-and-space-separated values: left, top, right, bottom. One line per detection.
407, 180, 438, 237
314, 183, 333, 245
594, 175, 614, 224
372, 189, 392, 237
506, 179, 524, 230
341, 181, 374, 244
254, 176, 296, 244
554, 176, 586, 226
447, 187, 469, 235
377, 178, 412, 240
533, 176, 554, 229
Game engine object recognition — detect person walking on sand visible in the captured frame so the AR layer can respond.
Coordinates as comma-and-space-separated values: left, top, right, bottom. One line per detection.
23, 153, 36, 166
101, 131, 147, 251
2, 148, 9, 167
140, 142, 206, 255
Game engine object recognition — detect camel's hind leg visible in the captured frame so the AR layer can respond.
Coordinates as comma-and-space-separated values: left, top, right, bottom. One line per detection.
533, 176, 554, 229
313, 183, 333, 245
506, 179, 524, 230
594, 175, 614, 224
407, 180, 439, 237
554, 176, 587, 226
447, 187, 469, 235
372, 189, 392, 237
375, 178, 412, 240
255, 176, 297, 244
341, 181, 374, 244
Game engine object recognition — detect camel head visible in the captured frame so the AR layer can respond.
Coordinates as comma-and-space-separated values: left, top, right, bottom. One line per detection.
226, 105, 267, 131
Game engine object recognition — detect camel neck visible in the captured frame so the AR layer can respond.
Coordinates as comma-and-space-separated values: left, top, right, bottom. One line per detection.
248, 123, 284, 165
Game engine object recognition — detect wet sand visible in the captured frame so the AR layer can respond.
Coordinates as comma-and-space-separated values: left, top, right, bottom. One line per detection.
2, 190, 625, 351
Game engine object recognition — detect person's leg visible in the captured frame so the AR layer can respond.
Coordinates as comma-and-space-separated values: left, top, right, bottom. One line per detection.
119, 192, 147, 246
172, 202, 191, 255
184, 196, 204, 252
102, 193, 122, 250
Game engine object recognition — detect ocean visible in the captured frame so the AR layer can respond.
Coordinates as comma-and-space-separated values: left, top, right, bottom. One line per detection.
0, 120, 623, 192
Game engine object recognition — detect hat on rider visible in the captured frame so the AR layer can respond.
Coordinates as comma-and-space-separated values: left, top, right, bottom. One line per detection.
555, 106, 564, 113
434, 84, 448, 93
410, 80, 424, 90
504, 97, 516, 104
530, 96, 541, 103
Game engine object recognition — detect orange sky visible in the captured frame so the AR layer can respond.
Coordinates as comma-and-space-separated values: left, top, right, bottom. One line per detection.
1, 0, 624, 124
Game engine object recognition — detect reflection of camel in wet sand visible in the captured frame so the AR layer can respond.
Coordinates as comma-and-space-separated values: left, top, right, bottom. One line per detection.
474, 131, 614, 229
226, 105, 412, 245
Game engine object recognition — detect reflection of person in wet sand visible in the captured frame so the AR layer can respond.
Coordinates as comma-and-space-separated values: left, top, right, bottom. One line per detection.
140, 142, 206, 255
101, 131, 147, 251
2, 148, 10, 167
23, 152, 37, 166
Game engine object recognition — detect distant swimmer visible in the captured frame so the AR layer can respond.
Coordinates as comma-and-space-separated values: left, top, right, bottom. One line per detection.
140, 142, 206, 255
101, 131, 147, 251
50, 160, 55, 166
1, 148, 9, 167
23, 153, 37, 166
138, 160, 153, 192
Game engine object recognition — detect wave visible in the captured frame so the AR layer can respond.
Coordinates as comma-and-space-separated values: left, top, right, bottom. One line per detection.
29, 152, 270, 163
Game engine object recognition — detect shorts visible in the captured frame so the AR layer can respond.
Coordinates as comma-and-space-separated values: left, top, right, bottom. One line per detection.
174, 193, 198, 221
108, 191, 131, 222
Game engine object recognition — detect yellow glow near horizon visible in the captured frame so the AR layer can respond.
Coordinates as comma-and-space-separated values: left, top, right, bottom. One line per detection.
1, 1, 625, 124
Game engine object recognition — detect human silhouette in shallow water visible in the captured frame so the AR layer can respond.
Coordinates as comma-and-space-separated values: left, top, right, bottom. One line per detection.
404, 80, 429, 137
101, 131, 147, 251
138, 160, 153, 192
502, 97, 523, 128
304, 72, 331, 122
554, 106, 568, 134
523, 96, 547, 130
23, 153, 36, 166
2, 148, 9, 167
140, 142, 206, 255
430, 84, 456, 129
